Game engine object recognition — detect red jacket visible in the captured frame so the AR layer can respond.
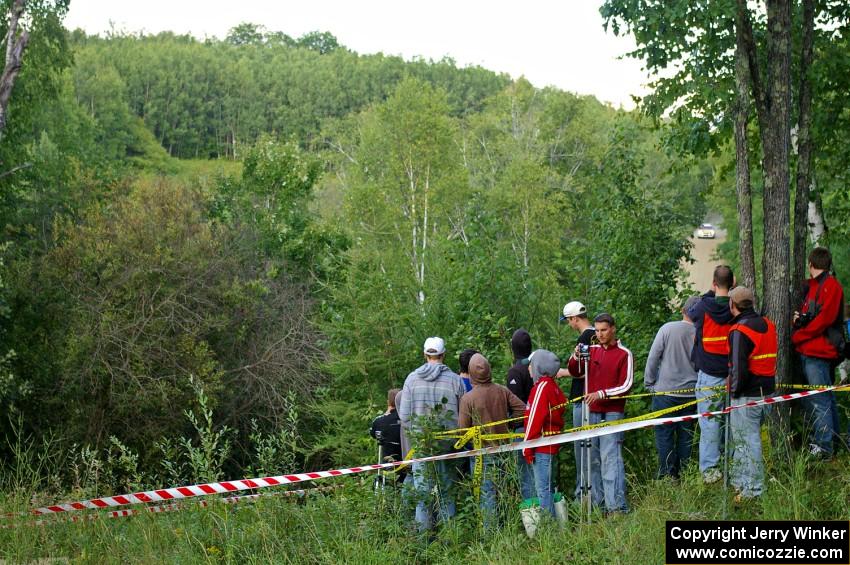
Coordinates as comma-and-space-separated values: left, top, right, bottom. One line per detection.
522, 376, 566, 462
792, 273, 844, 360
567, 340, 634, 413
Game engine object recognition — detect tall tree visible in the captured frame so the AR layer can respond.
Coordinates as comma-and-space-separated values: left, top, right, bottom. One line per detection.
0, 0, 28, 141
792, 0, 816, 287
733, 0, 756, 293
601, 0, 797, 384
741, 0, 792, 385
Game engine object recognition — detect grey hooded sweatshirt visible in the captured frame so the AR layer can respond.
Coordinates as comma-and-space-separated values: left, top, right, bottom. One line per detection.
398, 362, 465, 434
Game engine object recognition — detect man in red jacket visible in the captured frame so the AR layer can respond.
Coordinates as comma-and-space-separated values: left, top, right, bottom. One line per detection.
567, 313, 633, 514
792, 247, 845, 458
522, 349, 566, 517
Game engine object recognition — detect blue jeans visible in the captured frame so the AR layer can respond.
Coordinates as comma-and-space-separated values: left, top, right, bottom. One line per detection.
478, 454, 503, 530
412, 460, 456, 532
730, 395, 768, 497
515, 427, 535, 500
589, 411, 628, 513
573, 403, 603, 506
532, 452, 555, 516
800, 355, 838, 454
652, 395, 696, 478
696, 370, 726, 473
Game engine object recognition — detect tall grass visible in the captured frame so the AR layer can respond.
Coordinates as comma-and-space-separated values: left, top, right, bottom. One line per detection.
1, 439, 849, 563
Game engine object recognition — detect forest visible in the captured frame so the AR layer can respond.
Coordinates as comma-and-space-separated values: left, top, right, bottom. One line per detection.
0, 1, 849, 562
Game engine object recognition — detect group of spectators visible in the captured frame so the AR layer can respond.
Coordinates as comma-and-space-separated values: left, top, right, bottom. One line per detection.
370, 246, 846, 533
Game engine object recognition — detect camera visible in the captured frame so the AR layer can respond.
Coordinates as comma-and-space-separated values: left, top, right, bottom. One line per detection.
794, 311, 815, 329
577, 343, 591, 361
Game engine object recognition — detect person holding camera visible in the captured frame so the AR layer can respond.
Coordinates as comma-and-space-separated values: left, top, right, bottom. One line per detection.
566, 313, 633, 514
727, 286, 776, 500
688, 265, 735, 484
557, 301, 602, 504
370, 388, 406, 486
792, 247, 845, 459
643, 296, 700, 479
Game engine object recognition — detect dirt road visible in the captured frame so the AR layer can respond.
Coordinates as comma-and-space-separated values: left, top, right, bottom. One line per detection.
685, 224, 727, 292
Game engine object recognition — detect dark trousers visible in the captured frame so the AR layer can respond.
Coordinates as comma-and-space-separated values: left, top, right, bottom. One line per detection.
652, 395, 696, 478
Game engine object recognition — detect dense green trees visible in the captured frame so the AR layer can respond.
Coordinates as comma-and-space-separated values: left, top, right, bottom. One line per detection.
316, 77, 706, 469
67, 28, 509, 159
3, 7, 846, 495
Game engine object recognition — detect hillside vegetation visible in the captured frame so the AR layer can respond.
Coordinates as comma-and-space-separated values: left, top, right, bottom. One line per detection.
0, 6, 848, 562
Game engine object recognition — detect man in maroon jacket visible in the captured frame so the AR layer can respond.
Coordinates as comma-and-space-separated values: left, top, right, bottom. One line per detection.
792, 247, 845, 458
567, 313, 633, 513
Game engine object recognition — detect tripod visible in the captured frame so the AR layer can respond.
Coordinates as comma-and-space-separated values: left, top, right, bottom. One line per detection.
579, 348, 593, 523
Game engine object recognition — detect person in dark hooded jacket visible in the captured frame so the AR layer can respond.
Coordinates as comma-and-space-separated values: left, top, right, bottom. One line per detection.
507, 329, 533, 403
687, 265, 735, 484
458, 353, 526, 529
506, 329, 535, 500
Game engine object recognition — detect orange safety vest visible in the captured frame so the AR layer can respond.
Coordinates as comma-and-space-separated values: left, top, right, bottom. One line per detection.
728, 317, 778, 377
702, 315, 733, 356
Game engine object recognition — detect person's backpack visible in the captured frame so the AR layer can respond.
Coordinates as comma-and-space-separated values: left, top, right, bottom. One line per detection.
844, 318, 850, 361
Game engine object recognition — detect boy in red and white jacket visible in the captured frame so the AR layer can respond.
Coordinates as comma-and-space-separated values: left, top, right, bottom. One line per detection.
567, 313, 632, 513
522, 349, 566, 516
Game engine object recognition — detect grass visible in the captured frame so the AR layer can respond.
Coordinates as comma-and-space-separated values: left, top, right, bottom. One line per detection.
1, 448, 849, 564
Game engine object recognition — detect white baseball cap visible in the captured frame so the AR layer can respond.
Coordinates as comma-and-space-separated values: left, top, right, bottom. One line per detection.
423, 336, 446, 355
560, 301, 587, 321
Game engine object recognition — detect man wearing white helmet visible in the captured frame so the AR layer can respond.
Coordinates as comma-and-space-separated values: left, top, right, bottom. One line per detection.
558, 301, 602, 506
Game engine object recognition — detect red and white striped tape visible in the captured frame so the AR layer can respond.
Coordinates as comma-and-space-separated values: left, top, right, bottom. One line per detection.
3, 485, 339, 529
20, 385, 841, 518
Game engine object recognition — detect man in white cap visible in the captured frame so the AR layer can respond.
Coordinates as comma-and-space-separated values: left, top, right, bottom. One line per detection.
398, 336, 466, 532
558, 300, 601, 504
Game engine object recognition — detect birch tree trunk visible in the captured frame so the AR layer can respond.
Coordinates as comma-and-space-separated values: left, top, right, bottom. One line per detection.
793, 0, 816, 289
807, 193, 827, 245
0, 0, 29, 142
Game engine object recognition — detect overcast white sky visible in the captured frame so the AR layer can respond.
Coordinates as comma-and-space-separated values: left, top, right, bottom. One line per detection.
64, 0, 651, 109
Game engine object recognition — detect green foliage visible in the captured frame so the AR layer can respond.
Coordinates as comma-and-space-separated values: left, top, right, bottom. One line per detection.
66, 29, 510, 158
3, 174, 325, 466
180, 376, 233, 484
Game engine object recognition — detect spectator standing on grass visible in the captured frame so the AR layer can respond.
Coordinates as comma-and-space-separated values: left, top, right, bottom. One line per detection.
644, 296, 700, 479
398, 336, 466, 532
567, 313, 633, 514
370, 388, 406, 484
522, 349, 566, 517
688, 265, 735, 484
556, 301, 602, 504
727, 286, 776, 500
458, 353, 526, 529
506, 329, 535, 501
792, 247, 845, 459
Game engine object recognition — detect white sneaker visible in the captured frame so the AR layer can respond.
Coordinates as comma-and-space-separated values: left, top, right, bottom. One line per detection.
808, 443, 831, 459
702, 468, 722, 484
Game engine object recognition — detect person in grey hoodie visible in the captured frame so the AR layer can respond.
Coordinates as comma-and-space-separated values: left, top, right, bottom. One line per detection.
398, 336, 466, 532
644, 295, 700, 478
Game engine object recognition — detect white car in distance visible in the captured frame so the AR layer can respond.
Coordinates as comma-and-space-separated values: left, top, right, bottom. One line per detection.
697, 223, 716, 239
